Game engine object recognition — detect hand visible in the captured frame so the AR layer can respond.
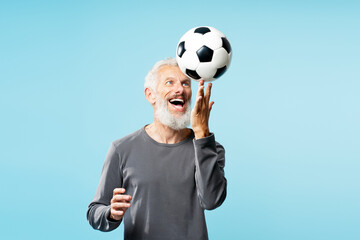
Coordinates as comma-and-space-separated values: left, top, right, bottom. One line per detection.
109, 188, 132, 221
191, 80, 214, 139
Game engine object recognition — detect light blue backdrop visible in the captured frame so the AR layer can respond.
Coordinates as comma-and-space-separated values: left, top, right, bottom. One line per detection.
1, 0, 359, 239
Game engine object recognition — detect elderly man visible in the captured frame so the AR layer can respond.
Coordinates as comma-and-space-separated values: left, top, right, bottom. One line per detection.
87, 58, 227, 240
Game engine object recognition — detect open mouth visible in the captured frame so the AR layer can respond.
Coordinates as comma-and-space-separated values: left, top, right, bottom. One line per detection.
169, 98, 185, 110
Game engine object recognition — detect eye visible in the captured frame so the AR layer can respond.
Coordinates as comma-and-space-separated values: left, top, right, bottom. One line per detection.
165, 80, 173, 85
182, 81, 190, 87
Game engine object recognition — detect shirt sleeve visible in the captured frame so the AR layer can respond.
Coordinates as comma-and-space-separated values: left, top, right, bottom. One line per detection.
193, 133, 227, 210
87, 143, 123, 231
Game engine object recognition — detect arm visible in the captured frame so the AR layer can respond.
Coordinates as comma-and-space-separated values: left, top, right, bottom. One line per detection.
194, 134, 227, 210
87, 143, 125, 232
191, 80, 227, 209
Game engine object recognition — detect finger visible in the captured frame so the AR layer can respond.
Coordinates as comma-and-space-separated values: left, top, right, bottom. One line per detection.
205, 83, 212, 103
196, 80, 204, 98
112, 202, 131, 210
199, 80, 205, 98
209, 101, 214, 112
196, 83, 205, 100
196, 83, 205, 109
113, 188, 126, 195
111, 194, 132, 204
111, 209, 125, 218
112, 194, 132, 203
193, 95, 203, 113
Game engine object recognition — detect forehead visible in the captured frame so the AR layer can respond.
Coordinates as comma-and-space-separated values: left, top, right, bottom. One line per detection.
157, 65, 190, 82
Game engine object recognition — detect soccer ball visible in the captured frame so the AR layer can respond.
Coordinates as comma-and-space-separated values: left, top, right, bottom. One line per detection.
176, 26, 232, 82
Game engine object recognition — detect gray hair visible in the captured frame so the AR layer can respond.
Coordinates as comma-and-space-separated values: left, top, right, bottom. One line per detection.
144, 57, 178, 93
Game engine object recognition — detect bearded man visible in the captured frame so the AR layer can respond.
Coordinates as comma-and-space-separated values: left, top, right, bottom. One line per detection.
87, 58, 227, 240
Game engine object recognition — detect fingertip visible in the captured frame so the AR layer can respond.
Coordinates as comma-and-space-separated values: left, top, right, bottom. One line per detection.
113, 188, 126, 195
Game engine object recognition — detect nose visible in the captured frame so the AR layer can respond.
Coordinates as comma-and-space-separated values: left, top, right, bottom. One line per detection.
174, 81, 184, 94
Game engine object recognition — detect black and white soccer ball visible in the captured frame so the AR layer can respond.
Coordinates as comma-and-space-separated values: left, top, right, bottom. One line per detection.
176, 26, 232, 82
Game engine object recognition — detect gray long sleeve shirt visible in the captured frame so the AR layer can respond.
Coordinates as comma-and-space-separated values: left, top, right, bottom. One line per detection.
87, 127, 227, 240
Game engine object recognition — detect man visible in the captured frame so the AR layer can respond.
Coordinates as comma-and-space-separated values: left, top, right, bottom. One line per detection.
87, 58, 227, 240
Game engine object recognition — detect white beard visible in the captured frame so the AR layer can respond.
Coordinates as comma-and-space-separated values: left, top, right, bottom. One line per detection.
155, 95, 191, 130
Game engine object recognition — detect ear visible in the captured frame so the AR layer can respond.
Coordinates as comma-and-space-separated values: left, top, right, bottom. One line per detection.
145, 87, 156, 105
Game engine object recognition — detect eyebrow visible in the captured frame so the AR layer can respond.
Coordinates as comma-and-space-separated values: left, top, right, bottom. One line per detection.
180, 78, 191, 82
164, 77, 190, 82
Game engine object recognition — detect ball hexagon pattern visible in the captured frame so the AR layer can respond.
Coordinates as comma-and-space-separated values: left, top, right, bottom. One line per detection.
176, 26, 232, 82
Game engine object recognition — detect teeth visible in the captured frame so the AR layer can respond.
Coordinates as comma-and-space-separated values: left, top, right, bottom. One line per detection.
169, 99, 184, 103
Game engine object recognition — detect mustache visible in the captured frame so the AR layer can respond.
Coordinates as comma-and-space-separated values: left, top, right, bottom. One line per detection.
166, 93, 190, 101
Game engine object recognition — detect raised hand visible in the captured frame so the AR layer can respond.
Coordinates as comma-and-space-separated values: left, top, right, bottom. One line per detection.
191, 80, 214, 139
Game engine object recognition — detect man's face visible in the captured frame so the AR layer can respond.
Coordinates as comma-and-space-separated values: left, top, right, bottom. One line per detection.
155, 65, 192, 117
153, 65, 192, 130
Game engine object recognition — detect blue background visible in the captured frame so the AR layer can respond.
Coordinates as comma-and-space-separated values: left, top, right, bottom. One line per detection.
1, 0, 359, 239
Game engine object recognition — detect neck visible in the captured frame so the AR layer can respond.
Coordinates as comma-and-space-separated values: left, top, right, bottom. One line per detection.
145, 119, 191, 144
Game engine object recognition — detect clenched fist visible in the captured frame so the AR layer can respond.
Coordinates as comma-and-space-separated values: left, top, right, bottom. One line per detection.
109, 188, 132, 221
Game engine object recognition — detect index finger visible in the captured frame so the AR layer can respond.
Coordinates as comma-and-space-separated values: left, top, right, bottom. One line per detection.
196, 80, 205, 99
113, 188, 126, 195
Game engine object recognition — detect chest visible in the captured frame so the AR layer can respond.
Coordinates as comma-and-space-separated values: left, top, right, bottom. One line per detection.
121, 144, 196, 190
